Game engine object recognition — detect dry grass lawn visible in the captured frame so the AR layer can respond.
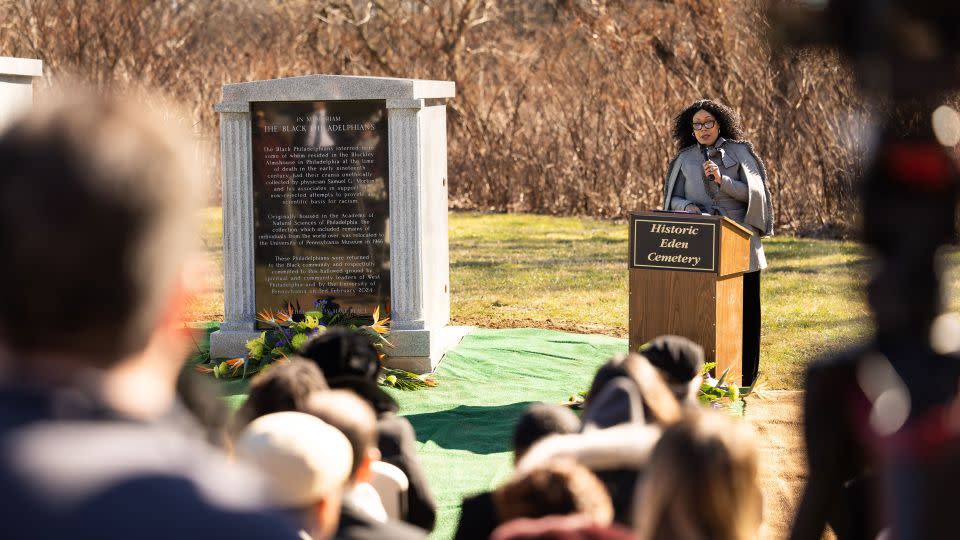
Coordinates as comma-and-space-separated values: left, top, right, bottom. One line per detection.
186, 207, 960, 391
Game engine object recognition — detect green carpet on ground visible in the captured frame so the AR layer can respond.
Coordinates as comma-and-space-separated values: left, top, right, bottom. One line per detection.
194, 325, 627, 540
381, 328, 627, 540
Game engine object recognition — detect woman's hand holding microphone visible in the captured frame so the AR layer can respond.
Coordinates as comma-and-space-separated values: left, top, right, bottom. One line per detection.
703, 160, 722, 185
686, 155, 722, 213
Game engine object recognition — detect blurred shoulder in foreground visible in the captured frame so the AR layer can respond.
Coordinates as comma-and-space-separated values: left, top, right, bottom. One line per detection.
0, 89, 299, 539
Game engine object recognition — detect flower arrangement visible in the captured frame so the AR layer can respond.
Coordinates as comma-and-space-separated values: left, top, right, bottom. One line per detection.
698, 362, 762, 416
196, 299, 437, 390
565, 362, 761, 415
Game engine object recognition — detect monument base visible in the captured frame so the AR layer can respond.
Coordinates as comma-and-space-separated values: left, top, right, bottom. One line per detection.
209, 325, 261, 361
207, 324, 473, 374
386, 326, 474, 374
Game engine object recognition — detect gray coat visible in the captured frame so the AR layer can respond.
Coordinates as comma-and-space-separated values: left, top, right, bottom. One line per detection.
662, 138, 773, 272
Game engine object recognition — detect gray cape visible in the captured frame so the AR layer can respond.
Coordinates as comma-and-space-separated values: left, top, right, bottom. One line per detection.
661, 140, 774, 237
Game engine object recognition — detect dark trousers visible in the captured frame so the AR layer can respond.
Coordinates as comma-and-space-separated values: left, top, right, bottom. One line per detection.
742, 270, 761, 386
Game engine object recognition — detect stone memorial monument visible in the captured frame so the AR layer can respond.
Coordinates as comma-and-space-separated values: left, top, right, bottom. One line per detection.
0, 56, 42, 130
210, 74, 470, 372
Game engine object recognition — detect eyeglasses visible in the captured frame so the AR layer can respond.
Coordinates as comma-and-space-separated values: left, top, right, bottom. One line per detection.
692, 121, 716, 131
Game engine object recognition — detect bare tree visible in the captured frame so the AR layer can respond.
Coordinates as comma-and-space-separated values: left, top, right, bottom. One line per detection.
0, 0, 866, 234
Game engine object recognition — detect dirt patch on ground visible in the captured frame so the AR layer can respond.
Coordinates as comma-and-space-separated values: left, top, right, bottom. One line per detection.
187, 312, 630, 339
745, 390, 833, 540
450, 316, 628, 338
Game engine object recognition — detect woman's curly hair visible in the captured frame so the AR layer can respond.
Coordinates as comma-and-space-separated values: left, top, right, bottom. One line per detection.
672, 99, 744, 151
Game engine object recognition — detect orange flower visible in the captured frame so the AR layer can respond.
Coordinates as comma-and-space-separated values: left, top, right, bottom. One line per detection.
256, 308, 276, 323
368, 306, 391, 335
275, 304, 294, 323
225, 357, 246, 368
193, 365, 214, 373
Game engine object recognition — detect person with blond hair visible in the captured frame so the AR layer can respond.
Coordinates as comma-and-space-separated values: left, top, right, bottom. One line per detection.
633, 411, 762, 540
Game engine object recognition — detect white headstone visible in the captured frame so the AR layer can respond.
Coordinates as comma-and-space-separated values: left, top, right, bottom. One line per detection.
0, 57, 42, 130
210, 74, 471, 372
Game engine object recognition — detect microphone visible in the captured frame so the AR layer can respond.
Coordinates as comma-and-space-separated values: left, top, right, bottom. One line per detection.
701, 143, 712, 184
701, 144, 720, 199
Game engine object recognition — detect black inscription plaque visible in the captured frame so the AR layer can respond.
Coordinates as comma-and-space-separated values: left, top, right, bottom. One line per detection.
629, 215, 717, 272
251, 101, 389, 322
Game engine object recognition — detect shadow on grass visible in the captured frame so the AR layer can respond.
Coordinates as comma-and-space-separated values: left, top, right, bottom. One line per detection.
827, 314, 872, 328
404, 402, 536, 455
451, 260, 508, 269
763, 238, 866, 264
765, 258, 870, 275
451, 236, 623, 253
452, 257, 622, 270
767, 314, 872, 332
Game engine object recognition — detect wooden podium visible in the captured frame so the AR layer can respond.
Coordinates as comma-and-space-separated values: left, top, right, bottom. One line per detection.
628, 211, 752, 384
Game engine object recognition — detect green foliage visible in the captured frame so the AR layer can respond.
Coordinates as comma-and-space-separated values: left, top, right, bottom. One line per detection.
380, 369, 438, 391
698, 362, 758, 416
245, 332, 266, 361
196, 302, 435, 391
290, 333, 308, 351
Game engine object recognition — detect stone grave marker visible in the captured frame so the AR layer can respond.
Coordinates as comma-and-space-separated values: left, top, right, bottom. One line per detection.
210, 75, 470, 372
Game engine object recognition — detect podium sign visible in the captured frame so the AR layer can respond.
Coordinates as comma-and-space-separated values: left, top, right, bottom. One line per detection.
630, 216, 718, 272
628, 211, 752, 384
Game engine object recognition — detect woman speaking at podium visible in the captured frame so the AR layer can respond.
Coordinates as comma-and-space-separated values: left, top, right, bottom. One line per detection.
662, 99, 773, 386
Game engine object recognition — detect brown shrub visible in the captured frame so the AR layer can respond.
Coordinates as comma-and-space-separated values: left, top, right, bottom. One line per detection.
0, 0, 868, 235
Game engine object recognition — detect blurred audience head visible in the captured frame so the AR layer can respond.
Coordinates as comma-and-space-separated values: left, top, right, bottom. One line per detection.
299, 327, 381, 381
494, 458, 614, 526
583, 353, 680, 429
232, 359, 329, 434
0, 89, 200, 369
641, 335, 704, 403
305, 389, 379, 483
176, 369, 231, 449
513, 403, 581, 461
299, 327, 399, 415
584, 354, 633, 408
515, 422, 661, 527
633, 411, 761, 540
236, 411, 352, 540
491, 515, 636, 540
